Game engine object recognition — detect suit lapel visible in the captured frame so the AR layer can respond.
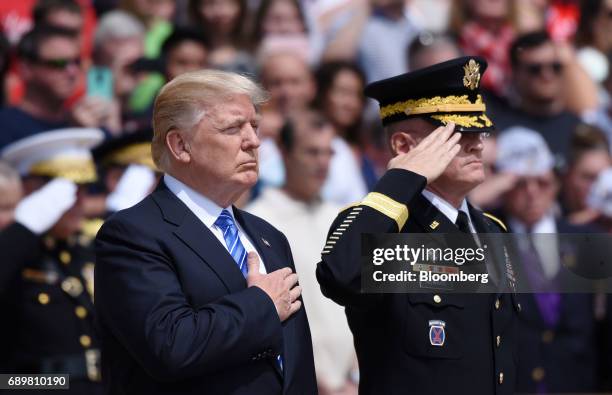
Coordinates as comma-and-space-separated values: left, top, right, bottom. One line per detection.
151, 182, 247, 294
233, 208, 290, 380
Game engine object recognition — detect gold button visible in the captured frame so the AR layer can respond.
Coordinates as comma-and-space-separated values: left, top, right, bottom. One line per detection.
38, 293, 50, 305
532, 367, 545, 382
541, 330, 554, 344
496, 335, 501, 348
80, 335, 92, 348
495, 298, 501, 310
498, 372, 504, 384
75, 306, 88, 319
433, 294, 442, 304
59, 251, 71, 265
61, 277, 83, 297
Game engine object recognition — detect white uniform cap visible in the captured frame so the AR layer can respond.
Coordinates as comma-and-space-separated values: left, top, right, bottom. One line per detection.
496, 126, 554, 176
0, 128, 105, 183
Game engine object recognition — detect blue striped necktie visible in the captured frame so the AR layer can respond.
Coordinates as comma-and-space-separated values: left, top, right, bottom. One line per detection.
214, 209, 248, 277
214, 209, 284, 372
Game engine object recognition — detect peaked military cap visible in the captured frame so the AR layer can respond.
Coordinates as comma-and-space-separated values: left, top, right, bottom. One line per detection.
0, 128, 104, 183
364, 56, 494, 132
92, 129, 156, 171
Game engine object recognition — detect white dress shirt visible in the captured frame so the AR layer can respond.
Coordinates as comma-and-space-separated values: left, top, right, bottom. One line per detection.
164, 174, 267, 274
509, 212, 560, 279
422, 189, 477, 233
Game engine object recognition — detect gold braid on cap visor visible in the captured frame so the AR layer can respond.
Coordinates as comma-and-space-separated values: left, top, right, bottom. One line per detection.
102, 143, 157, 171
29, 157, 98, 184
379, 94, 491, 128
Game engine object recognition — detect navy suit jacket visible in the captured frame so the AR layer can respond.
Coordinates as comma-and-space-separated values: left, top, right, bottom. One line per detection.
497, 215, 604, 392
94, 181, 317, 395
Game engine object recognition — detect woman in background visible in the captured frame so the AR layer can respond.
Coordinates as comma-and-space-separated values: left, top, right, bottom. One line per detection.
188, 0, 253, 73
315, 61, 378, 191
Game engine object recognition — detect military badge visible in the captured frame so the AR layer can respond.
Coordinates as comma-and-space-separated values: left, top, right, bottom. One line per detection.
429, 221, 440, 230
463, 59, 481, 90
261, 237, 271, 247
61, 276, 84, 297
429, 320, 446, 346
503, 246, 517, 292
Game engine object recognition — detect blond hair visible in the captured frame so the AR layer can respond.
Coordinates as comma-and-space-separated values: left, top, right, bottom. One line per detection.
152, 70, 268, 171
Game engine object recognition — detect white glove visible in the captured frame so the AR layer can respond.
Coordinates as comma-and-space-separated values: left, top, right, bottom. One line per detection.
14, 178, 78, 235
106, 164, 156, 212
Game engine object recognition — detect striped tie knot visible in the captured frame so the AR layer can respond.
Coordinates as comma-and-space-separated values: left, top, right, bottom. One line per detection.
215, 209, 236, 233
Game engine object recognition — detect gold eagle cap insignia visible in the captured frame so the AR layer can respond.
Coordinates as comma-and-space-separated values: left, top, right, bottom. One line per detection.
463, 59, 481, 90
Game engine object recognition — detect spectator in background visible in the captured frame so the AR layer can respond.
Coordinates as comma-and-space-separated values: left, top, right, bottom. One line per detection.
0, 161, 23, 230
119, 0, 175, 58
246, 110, 358, 395
492, 31, 582, 162
577, 0, 612, 137
92, 10, 145, 132
575, 0, 612, 76
315, 61, 377, 190
162, 28, 209, 81
468, 133, 519, 211
125, 27, 210, 120
257, 48, 316, 188
258, 49, 367, 205
407, 32, 463, 71
188, 0, 253, 74
0, 31, 9, 106
495, 126, 604, 393
32, 0, 83, 33
562, 124, 611, 224
251, 0, 311, 59
585, 167, 612, 232
253, 0, 307, 44
449, 0, 517, 97
0, 26, 119, 149
319, 0, 420, 82
259, 50, 315, 117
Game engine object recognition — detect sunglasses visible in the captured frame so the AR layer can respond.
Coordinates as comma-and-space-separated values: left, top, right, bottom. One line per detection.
523, 62, 563, 77
33, 57, 82, 70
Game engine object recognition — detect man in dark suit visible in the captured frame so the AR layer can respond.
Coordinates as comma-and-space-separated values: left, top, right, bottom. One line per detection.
94, 70, 317, 395
495, 127, 605, 393
316, 57, 520, 395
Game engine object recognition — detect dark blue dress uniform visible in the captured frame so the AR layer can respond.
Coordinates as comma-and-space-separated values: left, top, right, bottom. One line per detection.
0, 223, 103, 395
0, 128, 105, 395
316, 170, 520, 395
316, 57, 520, 395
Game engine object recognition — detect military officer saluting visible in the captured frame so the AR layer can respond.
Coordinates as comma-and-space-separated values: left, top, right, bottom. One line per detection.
91, 128, 159, 217
316, 57, 519, 395
0, 129, 105, 395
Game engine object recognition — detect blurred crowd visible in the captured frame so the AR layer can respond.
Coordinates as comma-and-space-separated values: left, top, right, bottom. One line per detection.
1, 0, 612, 394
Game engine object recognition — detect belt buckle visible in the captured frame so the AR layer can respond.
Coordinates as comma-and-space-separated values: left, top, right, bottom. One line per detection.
85, 349, 101, 382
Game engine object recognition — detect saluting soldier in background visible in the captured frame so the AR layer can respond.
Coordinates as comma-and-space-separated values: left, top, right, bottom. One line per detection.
316, 57, 520, 395
0, 128, 105, 395
89, 128, 160, 218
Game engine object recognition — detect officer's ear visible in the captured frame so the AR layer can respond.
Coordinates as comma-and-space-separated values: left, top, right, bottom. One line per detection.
390, 131, 418, 156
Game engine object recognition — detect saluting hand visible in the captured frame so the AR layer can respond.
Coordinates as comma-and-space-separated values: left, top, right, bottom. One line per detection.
246, 252, 302, 322
387, 122, 461, 184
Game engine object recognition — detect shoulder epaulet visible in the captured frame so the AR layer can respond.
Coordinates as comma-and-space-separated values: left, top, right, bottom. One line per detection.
81, 218, 105, 239
483, 213, 507, 232
338, 201, 360, 214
